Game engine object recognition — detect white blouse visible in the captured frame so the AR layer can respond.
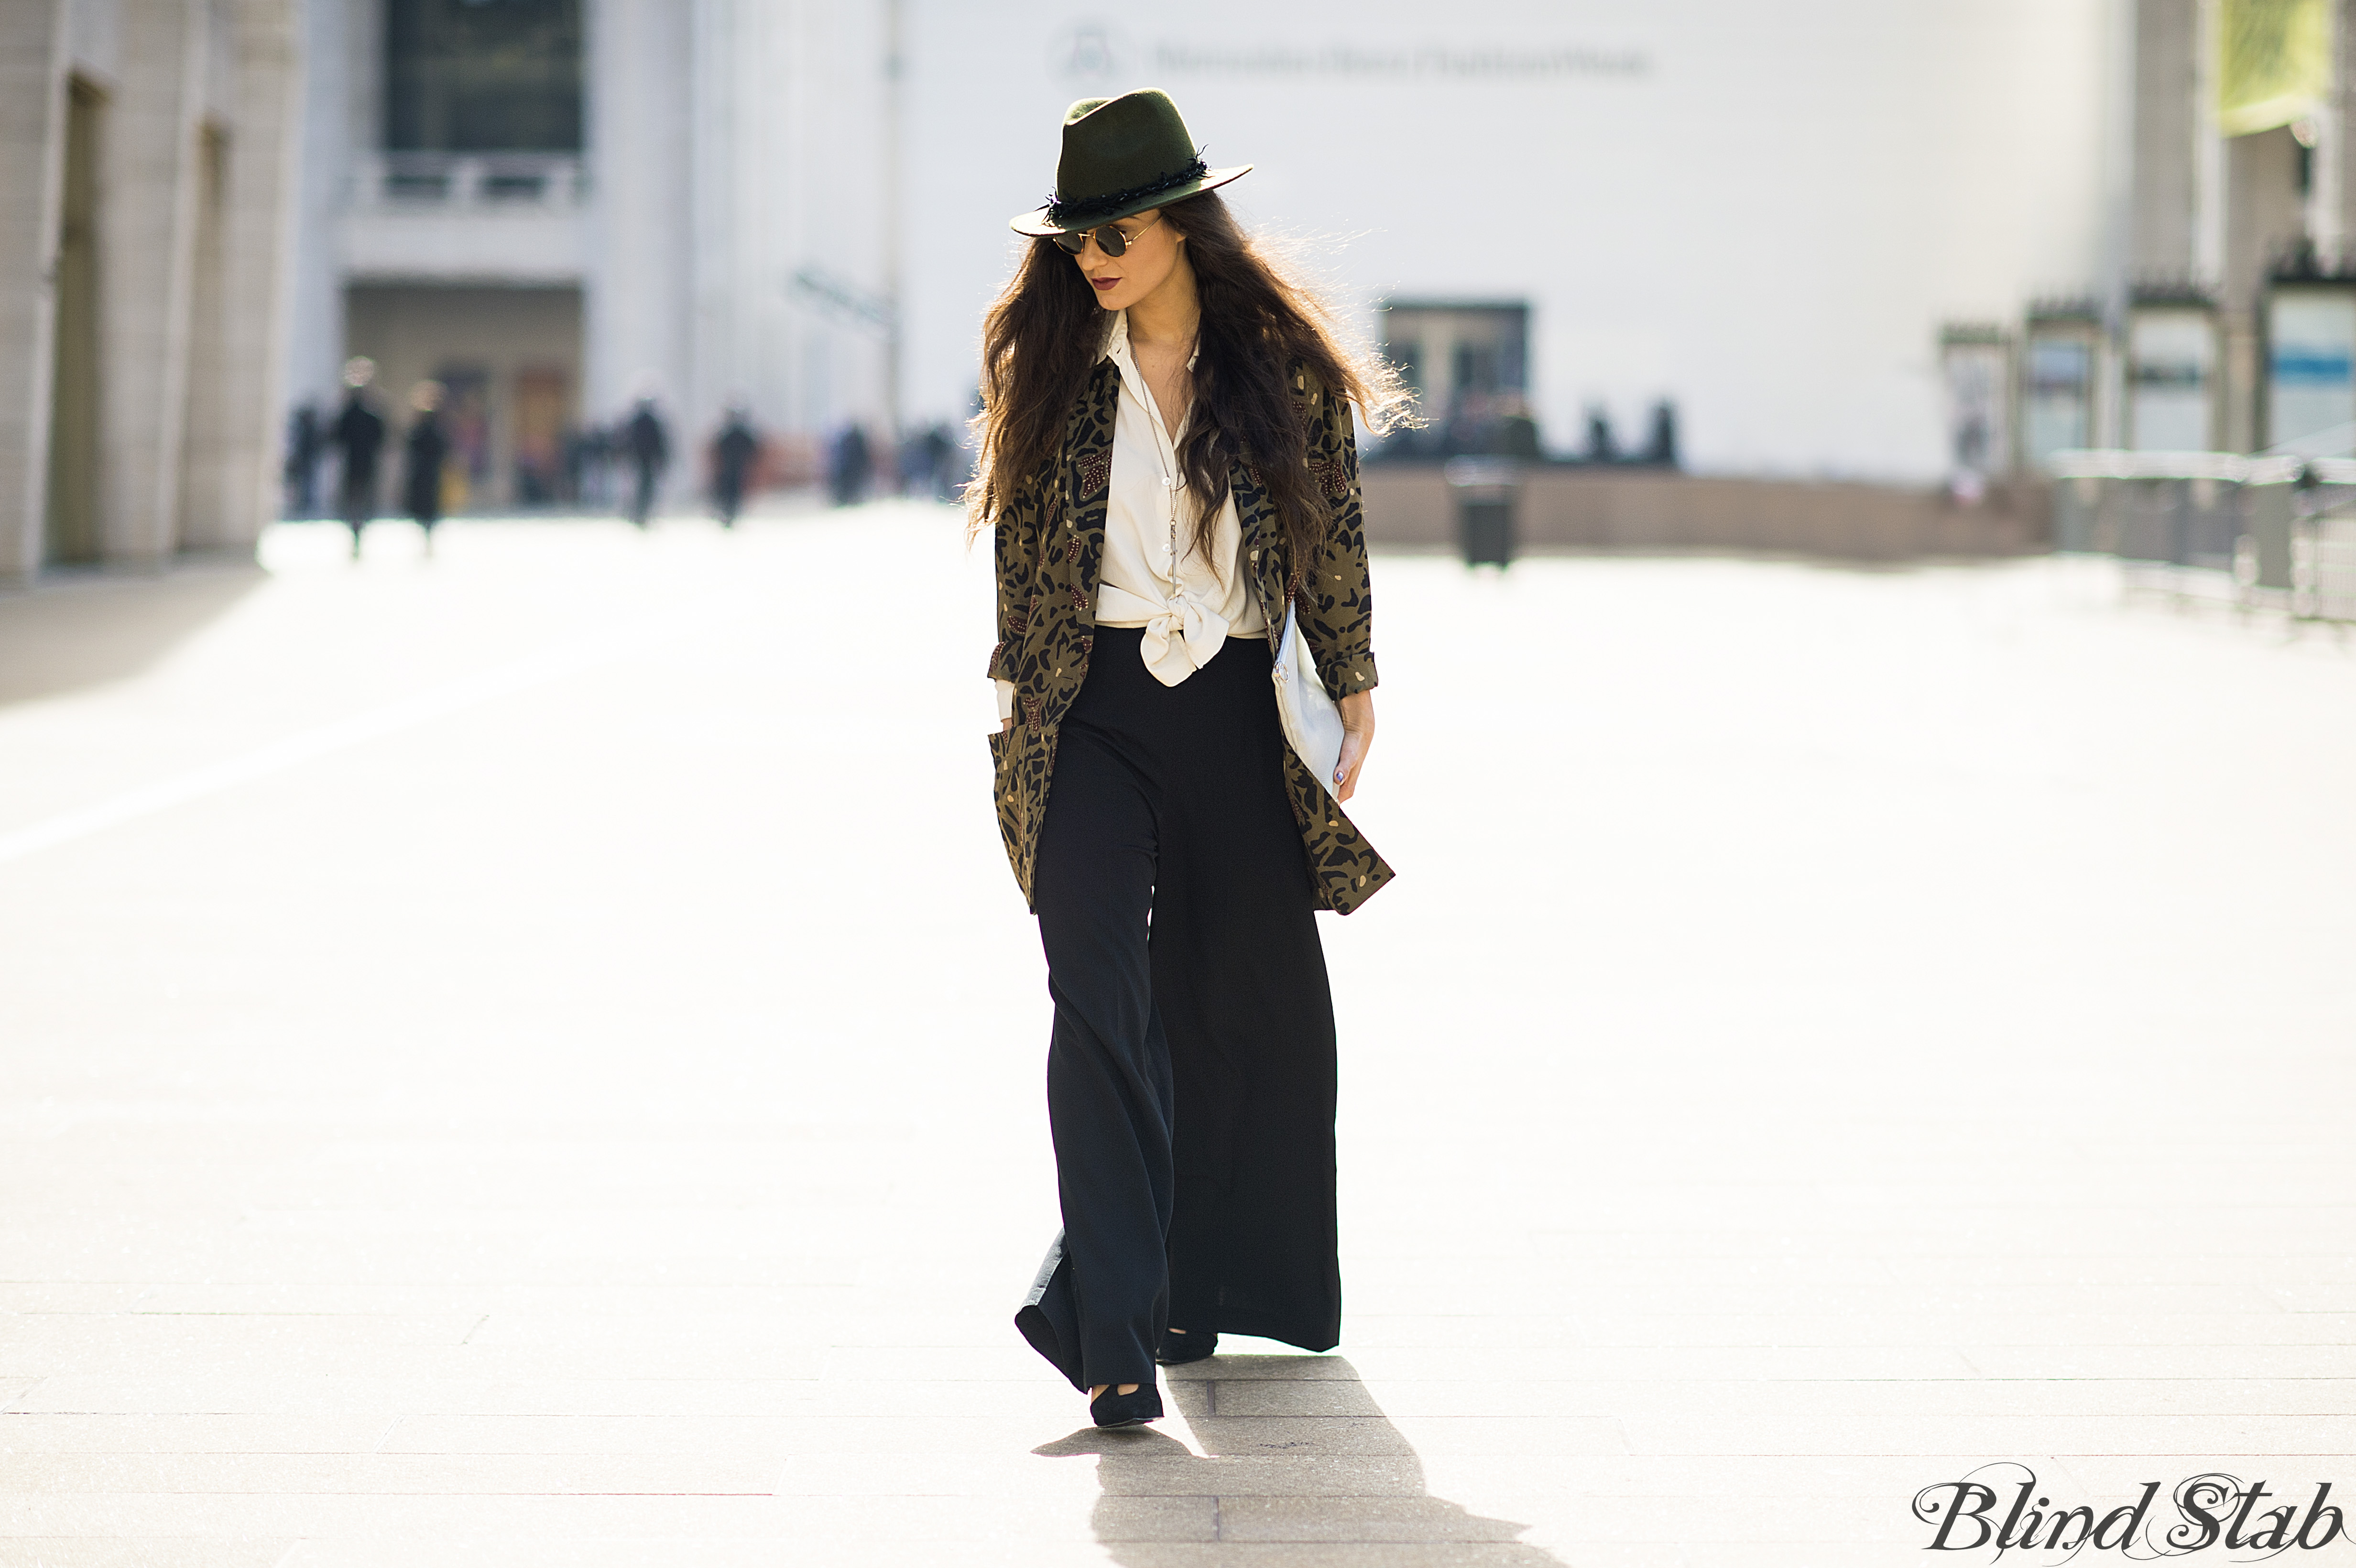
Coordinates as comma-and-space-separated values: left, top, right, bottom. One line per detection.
996, 309, 1264, 721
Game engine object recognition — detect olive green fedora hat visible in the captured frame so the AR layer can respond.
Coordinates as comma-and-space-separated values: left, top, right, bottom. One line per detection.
1009, 88, 1250, 236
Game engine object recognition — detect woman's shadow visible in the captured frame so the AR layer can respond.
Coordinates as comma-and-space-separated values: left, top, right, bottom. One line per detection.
1033, 1355, 1569, 1562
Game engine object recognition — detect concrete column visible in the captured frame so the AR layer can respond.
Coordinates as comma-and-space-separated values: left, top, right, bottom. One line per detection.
176, 124, 234, 549
2340, 0, 2356, 258
2223, 128, 2306, 453
688, 0, 735, 459
881, 0, 902, 444
181, 0, 301, 554
280, 0, 350, 452
2130, 0, 2199, 277
2095, 0, 2137, 447
0, 1, 69, 586
2192, 0, 2225, 284
586, 0, 691, 480
99, 0, 208, 567
2310, 0, 2344, 263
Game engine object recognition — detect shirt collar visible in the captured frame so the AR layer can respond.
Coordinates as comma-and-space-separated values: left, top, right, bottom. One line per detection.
1098, 309, 1199, 371
1098, 308, 1130, 368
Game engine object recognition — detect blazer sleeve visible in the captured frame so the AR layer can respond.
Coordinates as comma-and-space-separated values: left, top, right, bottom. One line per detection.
1299, 377, 1379, 703
986, 484, 1033, 689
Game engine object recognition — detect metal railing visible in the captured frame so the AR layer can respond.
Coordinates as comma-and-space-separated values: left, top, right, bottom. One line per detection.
2048, 449, 2356, 620
349, 152, 588, 212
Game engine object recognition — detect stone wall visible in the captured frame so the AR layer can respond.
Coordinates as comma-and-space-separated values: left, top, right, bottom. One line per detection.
0, 1, 70, 586
0, 0, 300, 585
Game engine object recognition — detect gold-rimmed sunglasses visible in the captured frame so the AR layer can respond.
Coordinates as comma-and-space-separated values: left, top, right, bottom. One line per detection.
1052, 210, 1164, 258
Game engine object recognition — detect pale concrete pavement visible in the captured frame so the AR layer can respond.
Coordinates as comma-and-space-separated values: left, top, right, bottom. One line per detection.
2, 510, 2354, 1565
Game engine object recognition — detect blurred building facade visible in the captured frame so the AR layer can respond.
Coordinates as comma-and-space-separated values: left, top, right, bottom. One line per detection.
14, 0, 2308, 563
1942, 0, 2353, 482
2115, 0, 2351, 461
0, 0, 302, 585
285, 0, 897, 511
902, 1, 2131, 487
279, 1, 2356, 516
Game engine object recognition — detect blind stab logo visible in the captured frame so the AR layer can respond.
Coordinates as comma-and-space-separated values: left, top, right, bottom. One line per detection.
1914, 1465, 2347, 1558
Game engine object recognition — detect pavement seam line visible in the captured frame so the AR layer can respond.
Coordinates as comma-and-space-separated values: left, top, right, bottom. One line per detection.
0, 630, 644, 868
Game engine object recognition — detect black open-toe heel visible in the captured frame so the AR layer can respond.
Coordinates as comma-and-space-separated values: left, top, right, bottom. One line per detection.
1090, 1382, 1163, 1428
1156, 1327, 1216, 1366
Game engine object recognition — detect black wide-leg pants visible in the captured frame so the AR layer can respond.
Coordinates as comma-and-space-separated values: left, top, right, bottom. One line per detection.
1015, 625, 1341, 1393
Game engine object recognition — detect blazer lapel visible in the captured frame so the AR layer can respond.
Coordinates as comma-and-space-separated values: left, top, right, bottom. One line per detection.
1061, 362, 1120, 620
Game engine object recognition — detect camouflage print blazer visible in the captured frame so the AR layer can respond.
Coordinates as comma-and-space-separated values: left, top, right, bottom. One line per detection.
985, 360, 1395, 915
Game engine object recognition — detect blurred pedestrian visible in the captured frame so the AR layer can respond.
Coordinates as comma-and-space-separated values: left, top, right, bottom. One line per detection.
923, 423, 958, 501
829, 423, 871, 507
897, 428, 933, 498
1642, 400, 1679, 468
403, 380, 450, 554
554, 421, 587, 501
283, 402, 322, 517
1583, 406, 1617, 464
1949, 405, 1990, 506
622, 398, 669, 527
711, 406, 760, 528
1490, 396, 1540, 460
579, 423, 612, 509
974, 89, 1407, 1430
330, 358, 385, 558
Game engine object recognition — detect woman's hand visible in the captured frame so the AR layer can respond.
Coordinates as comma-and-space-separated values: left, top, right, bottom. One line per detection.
1334, 691, 1374, 802
1002, 716, 1015, 733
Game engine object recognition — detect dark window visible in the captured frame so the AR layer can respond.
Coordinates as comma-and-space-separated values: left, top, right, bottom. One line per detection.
1375, 302, 1531, 458
385, 0, 582, 152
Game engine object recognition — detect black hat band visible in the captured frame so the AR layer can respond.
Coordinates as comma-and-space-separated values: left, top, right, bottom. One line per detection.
1046, 154, 1209, 227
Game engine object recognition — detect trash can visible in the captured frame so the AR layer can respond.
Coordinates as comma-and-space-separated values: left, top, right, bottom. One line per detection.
2242, 458, 2299, 591
1443, 457, 1520, 567
2054, 474, 2100, 553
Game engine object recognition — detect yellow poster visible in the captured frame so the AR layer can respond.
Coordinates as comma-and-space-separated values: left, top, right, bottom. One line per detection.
2219, 0, 2330, 138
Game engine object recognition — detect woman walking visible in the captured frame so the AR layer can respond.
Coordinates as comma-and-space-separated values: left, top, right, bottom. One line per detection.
402, 380, 449, 553
970, 89, 1406, 1429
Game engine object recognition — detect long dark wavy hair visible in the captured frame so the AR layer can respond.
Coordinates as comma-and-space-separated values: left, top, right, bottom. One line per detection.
967, 191, 1413, 572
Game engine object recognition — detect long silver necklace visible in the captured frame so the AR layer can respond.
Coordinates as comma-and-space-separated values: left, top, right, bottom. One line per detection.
1154, 332, 1198, 592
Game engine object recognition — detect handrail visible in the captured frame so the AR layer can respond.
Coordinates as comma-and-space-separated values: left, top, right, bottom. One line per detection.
350, 152, 587, 211
2049, 450, 2354, 485
2050, 449, 2258, 481
2051, 451, 2356, 622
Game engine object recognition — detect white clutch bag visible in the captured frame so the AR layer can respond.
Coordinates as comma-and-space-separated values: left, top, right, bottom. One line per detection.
1272, 603, 1344, 799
